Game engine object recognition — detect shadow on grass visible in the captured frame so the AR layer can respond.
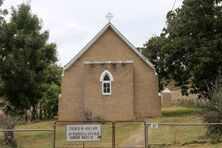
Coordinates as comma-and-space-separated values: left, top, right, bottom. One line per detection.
161, 106, 202, 117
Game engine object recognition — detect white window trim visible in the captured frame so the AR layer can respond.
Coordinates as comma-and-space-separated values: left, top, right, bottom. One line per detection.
100, 70, 113, 96
102, 81, 112, 95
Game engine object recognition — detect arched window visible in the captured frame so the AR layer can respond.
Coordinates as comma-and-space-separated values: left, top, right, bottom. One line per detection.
100, 70, 113, 95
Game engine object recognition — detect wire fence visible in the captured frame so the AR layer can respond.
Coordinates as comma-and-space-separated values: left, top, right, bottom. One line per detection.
0, 128, 54, 148
114, 121, 146, 148
146, 123, 222, 148
54, 120, 146, 148
1, 121, 222, 148
0, 121, 144, 148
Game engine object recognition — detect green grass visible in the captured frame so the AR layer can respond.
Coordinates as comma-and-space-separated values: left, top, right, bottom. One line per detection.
147, 106, 222, 148
161, 105, 201, 117
1, 120, 141, 148
1, 105, 222, 148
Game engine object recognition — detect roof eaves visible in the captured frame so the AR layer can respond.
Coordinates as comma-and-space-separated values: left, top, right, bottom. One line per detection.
64, 22, 156, 73
64, 23, 111, 70
108, 23, 156, 70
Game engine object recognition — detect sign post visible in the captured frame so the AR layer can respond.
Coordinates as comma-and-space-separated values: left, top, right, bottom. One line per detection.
66, 124, 101, 142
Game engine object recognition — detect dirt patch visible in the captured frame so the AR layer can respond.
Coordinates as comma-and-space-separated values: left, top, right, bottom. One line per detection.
122, 124, 145, 147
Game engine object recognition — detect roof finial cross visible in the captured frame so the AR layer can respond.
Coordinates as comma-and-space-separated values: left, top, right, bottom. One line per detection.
105, 12, 113, 22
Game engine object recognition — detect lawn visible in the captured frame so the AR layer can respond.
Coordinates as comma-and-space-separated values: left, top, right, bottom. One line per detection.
0, 120, 141, 148
0, 120, 53, 148
1, 105, 222, 148
147, 106, 222, 148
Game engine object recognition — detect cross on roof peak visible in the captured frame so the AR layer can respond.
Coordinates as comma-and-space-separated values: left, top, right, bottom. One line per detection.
105, 12, 113, 22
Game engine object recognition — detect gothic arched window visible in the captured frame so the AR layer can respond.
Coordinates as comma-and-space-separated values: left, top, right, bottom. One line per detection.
100, 70, 113, 95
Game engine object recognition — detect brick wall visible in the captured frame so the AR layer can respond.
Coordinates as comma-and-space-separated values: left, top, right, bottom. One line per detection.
161, 93, 172, 107
58, 27, 161, 121
83, 63, 134, 121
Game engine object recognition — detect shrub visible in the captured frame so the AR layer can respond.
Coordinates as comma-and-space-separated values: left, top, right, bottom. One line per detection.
202, 80, 222, 143
39, 83, 60, 119
0, 115, 17, 147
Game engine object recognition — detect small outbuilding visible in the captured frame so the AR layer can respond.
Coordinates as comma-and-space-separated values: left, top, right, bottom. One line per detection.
161, 88, 172, 107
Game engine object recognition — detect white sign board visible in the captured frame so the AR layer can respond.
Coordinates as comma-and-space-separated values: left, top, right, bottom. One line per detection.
150, 123, 159, 129
66, 124, 101, 142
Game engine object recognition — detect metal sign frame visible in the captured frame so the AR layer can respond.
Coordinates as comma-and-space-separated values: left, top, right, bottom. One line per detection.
66, 123, 102, 142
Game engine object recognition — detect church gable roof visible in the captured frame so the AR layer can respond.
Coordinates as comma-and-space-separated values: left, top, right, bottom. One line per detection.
64, 22, 155, 71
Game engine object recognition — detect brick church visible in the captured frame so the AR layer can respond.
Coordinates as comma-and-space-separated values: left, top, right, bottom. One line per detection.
58, 22, 161, 121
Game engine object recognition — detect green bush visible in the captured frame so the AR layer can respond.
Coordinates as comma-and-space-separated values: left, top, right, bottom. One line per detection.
203, 86, 222, 142
39, 83, 60, 119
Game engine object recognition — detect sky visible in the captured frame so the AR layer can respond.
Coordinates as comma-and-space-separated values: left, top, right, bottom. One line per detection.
3, 0, 182, 66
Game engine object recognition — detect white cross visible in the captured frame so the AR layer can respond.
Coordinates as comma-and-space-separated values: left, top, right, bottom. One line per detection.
105, 12, 114, 22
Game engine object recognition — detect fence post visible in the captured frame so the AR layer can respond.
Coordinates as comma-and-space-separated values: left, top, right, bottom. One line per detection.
52, 121, 56, 148
144, 122, 148, 148
112, 122, 115, 148
147, 124, 149, 148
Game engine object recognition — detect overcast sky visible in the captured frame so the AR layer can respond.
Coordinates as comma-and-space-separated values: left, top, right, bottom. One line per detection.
3, 0, 182, 66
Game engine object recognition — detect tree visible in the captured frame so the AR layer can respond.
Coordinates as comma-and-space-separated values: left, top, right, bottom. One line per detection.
39, 64, 62, 119
0, 3, 57, 119
141, 0, 222, 98
44, 64, 62, 86
39, 83, 60, 119
0, 0, 7, 24
0, 0, 8, 112
140, 36, 170, 91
